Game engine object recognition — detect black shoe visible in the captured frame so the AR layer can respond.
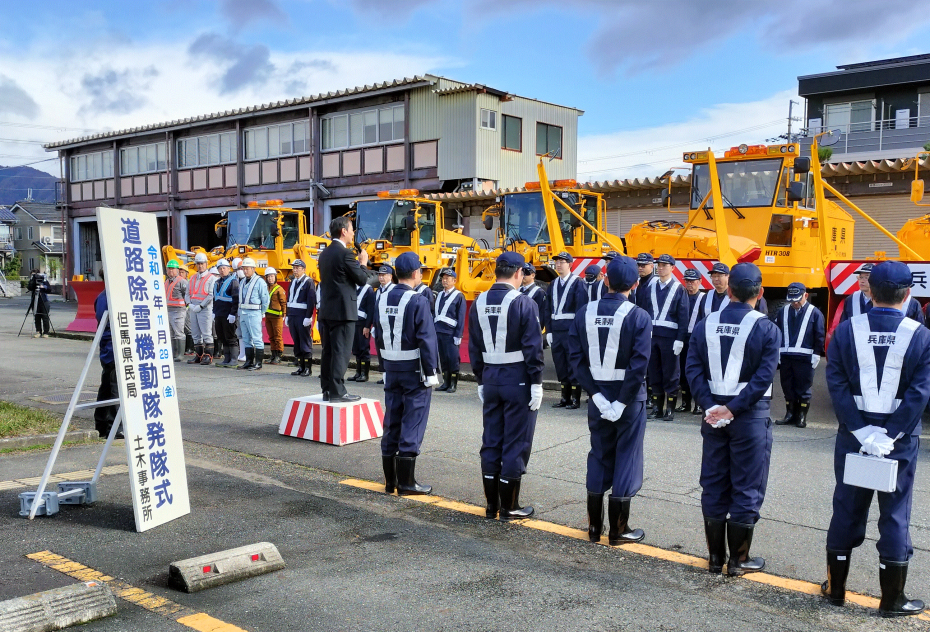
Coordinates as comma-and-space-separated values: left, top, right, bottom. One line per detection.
482, 473, 500, 519
587, 492, 605, 542
704, 517, 727, 573
304, 361, 313, 377
675, 393, 691, 413
330, 393, 361, 403
775, 400, 797, 425
692, 401, 703, 416
395, 456, 431, 495
552, 382, 571, 408
646, 386, 654, 411
357, 361, 369, 383
647, 394, 663, 420
566, 385, 581, 410
447, 372, 458, 394
663, 395, 676, 421
499, 477, 533, 519
188, 345, 204, 364
200, 344, 214, 366
382, 455, 396, 494
238, 347, 255, 370
878, 559, 925, 617
726, 521, 765, 576
437, 371, 450, 392
376, 378, 384, 385
269, 351, 281, 365
322, 391, 330, 402
607, 496, 644, 545
821, 549, 851, 606
292, 358, 305, 376
796, 401, 809, 428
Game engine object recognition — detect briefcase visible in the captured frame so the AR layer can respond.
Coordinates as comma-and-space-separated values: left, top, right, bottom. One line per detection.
843, 452, 898, 493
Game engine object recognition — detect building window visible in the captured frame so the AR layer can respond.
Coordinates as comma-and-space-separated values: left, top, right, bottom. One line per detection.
27, 226, 33, 240
15, 227, 22, 240
321, 105, 404, 151
824, 100, 873, 133
69, 150, 114, 182
480, 109, 497, 131
52, 226, 63, 241
244, 121, 309, 161
28, 257, 35, 272
177, 132, 238, 168
536, 122, 562, 157
120, 142, 167, 176
502, 115, 521, 151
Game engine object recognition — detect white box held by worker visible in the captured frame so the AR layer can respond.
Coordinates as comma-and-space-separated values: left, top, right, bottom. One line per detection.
843, 453, 897, 493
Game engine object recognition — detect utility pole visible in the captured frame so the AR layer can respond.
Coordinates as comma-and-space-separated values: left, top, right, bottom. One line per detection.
787, 100, 800, 142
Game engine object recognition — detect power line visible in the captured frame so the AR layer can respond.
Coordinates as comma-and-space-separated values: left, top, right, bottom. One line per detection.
0, 158, 59, 172
0, 138, 48, 145
0, 121, 98, 132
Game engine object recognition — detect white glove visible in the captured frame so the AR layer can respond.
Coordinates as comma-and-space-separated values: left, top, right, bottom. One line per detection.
303, 317, 312, 327
592, 393, 617, 420
284, 317, 289, 327
477, 385, 484, 403
546, 333, 552, 346
705, 404, 731, 429
673, 340, 684, 356
851, 425, 893, 457
453, 337, 462, 346
191, 304, 202, 313
529, 384, 543, 411
227, 314, 235, 324
424, 373, 440, 387
811, 354, 821, 369
610, 400, 627, 419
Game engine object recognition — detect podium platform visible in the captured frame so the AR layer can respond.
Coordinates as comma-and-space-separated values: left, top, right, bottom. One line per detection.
279, 395, 384, 446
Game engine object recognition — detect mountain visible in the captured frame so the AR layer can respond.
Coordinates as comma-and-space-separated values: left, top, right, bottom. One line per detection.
0, 165, 58, 205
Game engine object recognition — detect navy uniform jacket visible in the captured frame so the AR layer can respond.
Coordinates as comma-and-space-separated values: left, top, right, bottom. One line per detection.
904, 296, 924, 325
414, 283, 435, 313
839, 291, 871, 323
521, 283, 549, 328
643, 277, 689, 342
468, 283, 545, 386
545, 274, 588, 333
356, 284, 375, 329
584, 279, 606, 302
827, 308, 930, 438
433, 288, 466, 338
286, 275, 317, 319
685, 302, 782, 415
568, 293, 652, 404
374, 283, 439, 375
94, 291, 113, 364
697, 290, 767, 320
685, 291, 705, 337
213, 274, 239, 318
773, 302, 825, 358
631, 272, 655, 310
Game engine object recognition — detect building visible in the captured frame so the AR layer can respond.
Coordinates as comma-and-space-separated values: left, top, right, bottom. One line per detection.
0, 206, 15, 269
9, 201, 64, 282
44, 75, 581, 283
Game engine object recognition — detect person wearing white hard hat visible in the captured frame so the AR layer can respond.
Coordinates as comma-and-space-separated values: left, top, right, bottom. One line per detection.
237, 257, 270, 370
185, 252, 218, 365
264, 267, 287, 365
212, 258, 240, 367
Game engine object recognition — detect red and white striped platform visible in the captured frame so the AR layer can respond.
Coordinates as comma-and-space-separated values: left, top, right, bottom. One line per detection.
279, 395, 384, 446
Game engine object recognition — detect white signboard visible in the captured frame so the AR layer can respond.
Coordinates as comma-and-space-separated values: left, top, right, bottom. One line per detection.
97, 207, 190, 532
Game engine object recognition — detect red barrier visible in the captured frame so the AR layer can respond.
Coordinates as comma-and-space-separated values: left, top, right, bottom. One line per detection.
67, 281, 105, 332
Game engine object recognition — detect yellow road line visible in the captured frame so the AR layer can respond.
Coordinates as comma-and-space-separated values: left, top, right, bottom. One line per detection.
340, 478, 930, 621
0, 465, 129, 491
27, 551, 249, 631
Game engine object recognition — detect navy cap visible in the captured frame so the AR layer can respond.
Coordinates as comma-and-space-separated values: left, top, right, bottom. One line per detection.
683, 269, 701, 281
584, 264, 601, 277
710, 262, 730, 275
377, 264, 394, 275
440, 267, 457, 279
601, 251, 620, 261
394, 252, 421, 275
522, 263, 536, 275
729, 262, 762, 288
868, 261, 913, 290
497, 251, 526, 267
292, 259, 306, 268
636, 253, 654, 265
787, 282, 807, 301
606, 256, 639, 289
657, 254, 676, 265
855, 262, 874, 274
553, 251, 573, 263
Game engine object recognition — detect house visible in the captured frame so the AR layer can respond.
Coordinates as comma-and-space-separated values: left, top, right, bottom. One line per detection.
9, 201, 64, 282
0, 206, 15, 269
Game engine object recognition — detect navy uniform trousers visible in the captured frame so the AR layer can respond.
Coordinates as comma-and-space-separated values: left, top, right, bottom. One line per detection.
352, 322, 371, 361
780, 355, 814, 402
481, 381, 538, 480
649, 337, 679, 395
382, 371, 431, 458
437, 334, 460, 373
587, 402, 646, 495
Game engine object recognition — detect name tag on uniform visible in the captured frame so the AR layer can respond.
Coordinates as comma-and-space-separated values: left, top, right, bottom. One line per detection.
864, 334, 896, 346
384, 307, 399, 315
484, 306, 502, 315
714, 325, 741, 336
843, 453, 897, 493
593, 317, 614, 326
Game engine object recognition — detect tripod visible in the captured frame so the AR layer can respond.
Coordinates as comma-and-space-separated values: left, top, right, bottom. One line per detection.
18, 289, 56, 337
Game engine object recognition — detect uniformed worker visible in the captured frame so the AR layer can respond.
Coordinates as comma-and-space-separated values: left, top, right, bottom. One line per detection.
697, 262, 731, 320
212, 259, 239, 367
373, 265, 396, 385
413, 264, 435, 312
841, 262, 924, 325
179, 266, 195, 356
165, 259, 189, 362
631, 253, 656, 310
677, 268, 705, 415
583, 264, 606, 302
685, 262, 781, 576
285, 260, 317, 377
185, 252, 217, 365
569, 256, 650, 545
823, 261, 930, 617
468, 251, 545, 519
230, 258, 245, 363
434, 268, 466, 393
264, 267, 287, 365
520, 263, 548, 337
546, 251, 589, 409
350, 280, 375, 382
645, 254, 690, 420
237, 258, 270, 371
375, 251, 441, 496
774, 283, 825, 428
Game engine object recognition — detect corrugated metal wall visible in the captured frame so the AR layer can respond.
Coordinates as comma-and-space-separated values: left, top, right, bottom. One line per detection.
494, 97, 579, 187
844, 194, 920, 258
605, 206, 690, 237
438, 92, 478, 182
409, 78, 467, 142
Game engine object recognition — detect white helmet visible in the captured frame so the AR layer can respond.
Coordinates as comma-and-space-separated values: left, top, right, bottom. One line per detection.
264, 267, 277, 276
194, 252, 208, 264
216, 258, 230, 267
208, 266, 218, 274
241, 257, 256, 268
232, 257, 242, 269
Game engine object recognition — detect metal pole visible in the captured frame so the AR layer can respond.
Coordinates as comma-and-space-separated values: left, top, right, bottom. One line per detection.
92, 408, 123, 484
28, 310, 109, 519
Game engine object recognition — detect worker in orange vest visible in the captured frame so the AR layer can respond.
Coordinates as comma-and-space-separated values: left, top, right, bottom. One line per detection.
185, 252, 217, 365
264, 267, 287, 365
165, 259, 188, 362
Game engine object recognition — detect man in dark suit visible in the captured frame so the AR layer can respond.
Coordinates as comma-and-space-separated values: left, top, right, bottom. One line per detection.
317, 215, 370, 402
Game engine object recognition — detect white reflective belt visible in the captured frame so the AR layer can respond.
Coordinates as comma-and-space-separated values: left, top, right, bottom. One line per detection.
358, 311, 367, 319
240, 276, 260, 307
780, 303, 815, 355
704, 290, 729, 317
586, 300, 634, 381
239, 304, 260, 310
706, 310, 766, 396
288, 276, 308, 309
850, 314, 918, 414
586, 281, 603, 302
357, 284, 369, 318
688, 291, 705, 333
651, 278, 681, 329
378, 289, 420, 361
850, 290, 871, 318
551, 275, 580, 320
434, 289, 461, 327
524, 285, 540, 300
476, 289, 524, 364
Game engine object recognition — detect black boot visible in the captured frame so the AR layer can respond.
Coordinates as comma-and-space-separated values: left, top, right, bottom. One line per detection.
200, 344, 214, 365
482, 473, 500, 519
249, 349, 263, 371
775, 400, 796, 425
357, 360, 369, 383
437, 371, 450, 392
796, 401, 809, 428
552, 382, 571, 408
566, 384, 581, 410
185, 334, 194, 355
878, 559, 925, 617
382, 455, 396, 494
587, 492, 605, 542
646, 385, 654, 411
647, 394, 664, 419
303, 359, 313, 377
676, 391, 691, 412
499, 477, 533, 519
188, 344, 204, 364
291, 357, 305, 376
607, 496, 645, 545
447, 372, 458, 394
395, 456, 431, 495
351, 361, 363, 382
269, 351, 281, 365
704, 517, 727, 573
238, 347, 255, 370
663, 395, 676, 421
821, 549, 851, 606
726, 521, 765, 576
692, 400, 703, 416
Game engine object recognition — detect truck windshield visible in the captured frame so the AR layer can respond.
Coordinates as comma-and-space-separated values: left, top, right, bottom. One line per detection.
502, 192, 574, 246
691, 158, 783, 209
355, 199, 417, 246
226, 210, 277, 249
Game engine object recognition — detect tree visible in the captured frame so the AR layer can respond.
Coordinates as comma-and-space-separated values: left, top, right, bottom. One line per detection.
2, 253, 22, 279
818, 147, 833, 163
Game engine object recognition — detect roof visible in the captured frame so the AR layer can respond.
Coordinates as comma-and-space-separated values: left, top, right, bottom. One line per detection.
0, 207, 14, 222
836, 53, 930, 71
12, 202, 59, 222
433, 82, 511, 99
798, 53, 930, 97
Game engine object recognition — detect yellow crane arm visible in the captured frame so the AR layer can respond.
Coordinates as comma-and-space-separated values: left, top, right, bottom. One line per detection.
707, 149, 736, 268
537, 161, 566, 254
670, 191, 712, 252
550, 194, 625, 253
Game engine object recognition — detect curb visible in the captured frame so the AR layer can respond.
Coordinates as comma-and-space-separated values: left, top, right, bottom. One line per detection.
0, 581, 116, 631
0, 430, 99, 451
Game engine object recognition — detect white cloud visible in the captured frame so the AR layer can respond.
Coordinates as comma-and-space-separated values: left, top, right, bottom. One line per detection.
577, 89, 797, 183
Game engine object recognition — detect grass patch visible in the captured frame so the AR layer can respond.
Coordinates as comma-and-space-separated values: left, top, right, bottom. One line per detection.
0, 438, 102, 455
0, 401, 70, 438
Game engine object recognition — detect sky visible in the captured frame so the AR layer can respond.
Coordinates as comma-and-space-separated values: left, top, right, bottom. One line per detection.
2, 0, 930, 183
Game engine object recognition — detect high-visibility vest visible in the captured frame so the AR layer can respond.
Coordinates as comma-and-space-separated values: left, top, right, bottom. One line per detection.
551, 275, 580, 321
357, 284, 370, 319
378, 289, 420, 361
214, 275, 235, 303
704, 309, 770, 397
166, 276, 185, 308
266, 284, 283, 316
850, 314, 920, 414
475, 289, 523, 364
434, 289, 462, 327
239, 276, 262, 310
651, 278, 682, 330
189, 272, 215, 302
779, 303, 815, 355
585, 300, 635, 381
687, 291, 705, 333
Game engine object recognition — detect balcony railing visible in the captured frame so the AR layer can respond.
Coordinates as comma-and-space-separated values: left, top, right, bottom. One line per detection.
801, 115, 930, 158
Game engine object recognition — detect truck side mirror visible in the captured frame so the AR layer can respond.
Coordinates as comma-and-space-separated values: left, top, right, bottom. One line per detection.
912, 179, 925, 204
403, 216, 416, 231
787, 181, 805, 202
660, 189, 669, 206
483, 216, 494, 231
215, 226, 225, 239
569, 215, 582, 228
271, 225, 280, 237
793, 157, 811, 174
